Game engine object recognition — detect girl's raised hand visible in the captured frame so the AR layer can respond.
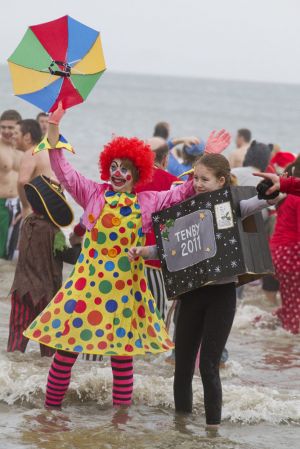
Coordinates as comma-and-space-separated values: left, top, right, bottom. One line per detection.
205, 129, 231, 154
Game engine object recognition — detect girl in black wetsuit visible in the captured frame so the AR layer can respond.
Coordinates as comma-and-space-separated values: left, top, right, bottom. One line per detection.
129, 153, 277, 429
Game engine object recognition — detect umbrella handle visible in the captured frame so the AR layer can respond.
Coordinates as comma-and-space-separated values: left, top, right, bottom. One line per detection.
49, 61, 71, 78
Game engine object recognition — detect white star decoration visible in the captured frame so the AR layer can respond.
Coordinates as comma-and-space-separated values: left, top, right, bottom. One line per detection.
223, 190, 229, 197
190, 199, 196, 206
229, 237, 237, 245
231, 260, 237, 268
153, 215, 160, 223
216, 233, 222, 240
176, 211, 182, 217
214, 266, 221, 273
205, 202, 212, 208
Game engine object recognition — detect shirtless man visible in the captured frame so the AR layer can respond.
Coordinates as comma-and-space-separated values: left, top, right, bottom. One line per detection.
13, 119, 55, 218
36, 112, 49, 137
0, 109, 22, 259
227, 128, 252, 168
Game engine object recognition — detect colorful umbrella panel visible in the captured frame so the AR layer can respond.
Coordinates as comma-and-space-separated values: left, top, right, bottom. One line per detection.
8, 15, 106, 112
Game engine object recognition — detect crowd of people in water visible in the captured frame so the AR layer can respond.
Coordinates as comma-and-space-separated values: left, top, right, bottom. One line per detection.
1, 104, 299, 430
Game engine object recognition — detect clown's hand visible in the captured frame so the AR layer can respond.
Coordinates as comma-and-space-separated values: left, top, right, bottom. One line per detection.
48, 101, 65, 125
128, 247, 146, 262
128, 246, 157, 262
33, 102, 74, 154
205, 129, 231, 154
47, 101, 65, 147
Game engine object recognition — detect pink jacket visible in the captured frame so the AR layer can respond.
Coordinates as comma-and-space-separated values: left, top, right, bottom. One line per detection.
49, 150, 195, 233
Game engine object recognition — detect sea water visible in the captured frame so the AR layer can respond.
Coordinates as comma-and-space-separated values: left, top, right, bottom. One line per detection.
1, 273, 299, 449
0, 67, 300, 448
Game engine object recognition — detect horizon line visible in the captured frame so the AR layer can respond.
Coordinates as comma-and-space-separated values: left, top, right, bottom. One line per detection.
1, 62, 300, 88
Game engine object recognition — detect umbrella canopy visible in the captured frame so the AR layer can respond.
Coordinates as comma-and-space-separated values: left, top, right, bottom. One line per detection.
8, 15, 106, 112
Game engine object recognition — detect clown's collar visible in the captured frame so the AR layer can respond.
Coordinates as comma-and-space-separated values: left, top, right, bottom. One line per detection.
104, 190, 137, 207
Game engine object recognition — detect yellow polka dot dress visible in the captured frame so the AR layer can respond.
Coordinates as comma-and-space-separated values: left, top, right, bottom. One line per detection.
24, 191, 174, 356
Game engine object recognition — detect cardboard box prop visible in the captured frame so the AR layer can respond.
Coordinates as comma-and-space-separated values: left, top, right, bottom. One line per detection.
152, 186, 274, 299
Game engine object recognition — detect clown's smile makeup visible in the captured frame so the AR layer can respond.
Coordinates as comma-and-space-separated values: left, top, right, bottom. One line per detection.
110, 159, 134, 192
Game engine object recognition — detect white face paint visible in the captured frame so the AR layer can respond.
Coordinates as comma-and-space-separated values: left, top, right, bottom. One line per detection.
109, 158, 134, 193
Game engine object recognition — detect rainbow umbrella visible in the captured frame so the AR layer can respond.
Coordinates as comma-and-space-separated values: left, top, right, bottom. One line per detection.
8, 15, 106, 112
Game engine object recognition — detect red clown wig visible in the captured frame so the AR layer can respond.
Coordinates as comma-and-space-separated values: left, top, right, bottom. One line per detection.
99, 136, 154, 189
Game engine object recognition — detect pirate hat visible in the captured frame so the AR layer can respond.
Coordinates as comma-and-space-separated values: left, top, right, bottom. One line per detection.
24, 175, 74, 227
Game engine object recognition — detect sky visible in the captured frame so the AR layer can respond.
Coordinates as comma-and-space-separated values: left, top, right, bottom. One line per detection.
2, 0, 300, 84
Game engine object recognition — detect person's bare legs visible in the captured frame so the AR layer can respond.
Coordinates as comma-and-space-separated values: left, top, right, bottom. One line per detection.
262, 290, 278, 306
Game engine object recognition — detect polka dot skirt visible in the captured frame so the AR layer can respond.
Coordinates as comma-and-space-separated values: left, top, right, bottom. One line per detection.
24, 191, 174, 355
272, 243, 300, 334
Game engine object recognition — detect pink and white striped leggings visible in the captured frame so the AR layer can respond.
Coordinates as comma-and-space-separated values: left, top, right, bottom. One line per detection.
45, 350, 134, 408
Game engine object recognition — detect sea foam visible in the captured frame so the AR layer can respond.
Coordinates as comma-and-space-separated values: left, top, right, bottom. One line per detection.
0, 355, 299, 424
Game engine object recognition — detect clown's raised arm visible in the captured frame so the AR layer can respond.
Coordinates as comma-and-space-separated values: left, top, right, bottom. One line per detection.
49, 149, 105, 209
46, 103, 101, 208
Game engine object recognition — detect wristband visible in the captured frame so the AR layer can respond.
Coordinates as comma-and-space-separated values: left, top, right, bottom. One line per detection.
73, 223, 86, 237
32, 134, 74, 154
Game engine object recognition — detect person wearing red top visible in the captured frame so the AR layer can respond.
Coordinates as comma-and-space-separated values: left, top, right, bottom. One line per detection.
280, 176, 300, 195
135, 137, 179, 320
268, 157, 300, 334
262, 151, 296, 305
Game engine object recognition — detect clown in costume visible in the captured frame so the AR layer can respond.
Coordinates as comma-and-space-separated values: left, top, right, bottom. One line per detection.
24, 103, 230, 409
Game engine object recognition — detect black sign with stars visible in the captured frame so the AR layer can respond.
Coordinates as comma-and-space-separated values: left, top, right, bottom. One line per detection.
152, 186, 273, 299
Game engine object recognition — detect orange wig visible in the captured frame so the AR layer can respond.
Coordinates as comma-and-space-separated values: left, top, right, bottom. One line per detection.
99, 136, 154, 189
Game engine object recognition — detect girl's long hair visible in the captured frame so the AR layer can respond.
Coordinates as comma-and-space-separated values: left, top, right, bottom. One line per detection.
194, 153, 235, 185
